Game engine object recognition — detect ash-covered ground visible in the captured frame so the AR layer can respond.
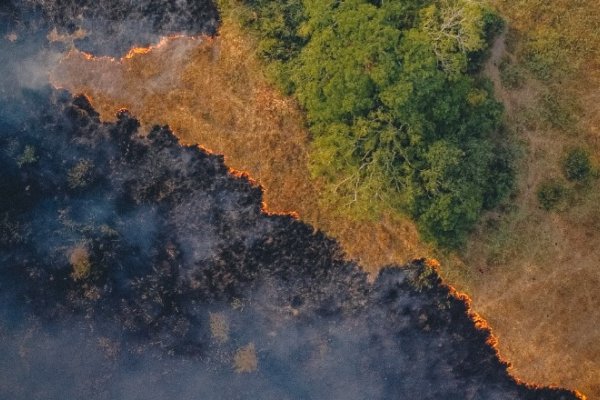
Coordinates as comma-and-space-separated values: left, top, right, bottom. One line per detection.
0, 1, 584, 399
1, 0, 218, 56
0, 88, 580, 399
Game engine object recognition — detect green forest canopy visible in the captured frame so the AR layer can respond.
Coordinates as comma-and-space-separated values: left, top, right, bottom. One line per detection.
230, 0, 511, 247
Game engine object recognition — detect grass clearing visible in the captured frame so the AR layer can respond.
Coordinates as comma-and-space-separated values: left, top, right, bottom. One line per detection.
440, 1, 600, 395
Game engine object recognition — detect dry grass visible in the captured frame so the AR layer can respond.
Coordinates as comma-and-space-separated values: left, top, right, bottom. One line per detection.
233, 342, 258, 373
209, 312, 230, 344
50, 21, 433, 274
50, 10, 600, 397
438, 2, 600, 396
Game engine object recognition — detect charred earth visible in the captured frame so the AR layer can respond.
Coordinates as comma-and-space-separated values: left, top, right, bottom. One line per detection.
0, 88, 581, 400
1, 0, 218, 56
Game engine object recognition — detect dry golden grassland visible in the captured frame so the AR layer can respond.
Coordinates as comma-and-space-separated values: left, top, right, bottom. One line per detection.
233, 343, 258, 373
51, 21, 433, 273
442, 1, 600, 396
51, 6, 600, 397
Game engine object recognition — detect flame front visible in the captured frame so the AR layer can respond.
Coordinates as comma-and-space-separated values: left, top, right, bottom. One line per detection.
47, 19, 593, 399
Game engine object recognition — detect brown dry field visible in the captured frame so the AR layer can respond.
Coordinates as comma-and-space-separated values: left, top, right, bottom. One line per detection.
449, 1, 600, 397
50, 23, 433, 271
50, 9, 599, 398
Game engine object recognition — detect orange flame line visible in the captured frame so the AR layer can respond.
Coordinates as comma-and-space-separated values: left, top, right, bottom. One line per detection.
431, 260, 587, 399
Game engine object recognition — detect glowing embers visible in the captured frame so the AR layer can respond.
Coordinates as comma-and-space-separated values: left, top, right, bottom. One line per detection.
123, 35, 199, 59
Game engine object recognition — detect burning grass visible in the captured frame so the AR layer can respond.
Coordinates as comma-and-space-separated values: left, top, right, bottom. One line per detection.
50, 20, 433, 275
49, 8, 600, 398
440, 1, 600, 396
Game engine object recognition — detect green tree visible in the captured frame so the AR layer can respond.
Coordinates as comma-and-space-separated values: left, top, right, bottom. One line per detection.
236, 0, 511, 247
562, 147, 591, 182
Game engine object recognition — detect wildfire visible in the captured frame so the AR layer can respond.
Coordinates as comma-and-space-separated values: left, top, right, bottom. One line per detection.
48, 23, 591, 399
54, 33, 206, 67
439, 274, 587, 400
124, 46, 152, 59
124, 34, 202, 59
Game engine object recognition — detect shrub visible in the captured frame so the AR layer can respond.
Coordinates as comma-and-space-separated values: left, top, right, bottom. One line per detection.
499, 57, 525, 89
209, 313, 230, 343
233, 343, 258, 373
562, 147, 591, 182
537, 179, 566, 210
68, 159, 95, 189
16, 145, 38, 167
537, 92, 574, 130
0, 213, 25, 247
521, 30, 569, 81
69, 245, 91, 280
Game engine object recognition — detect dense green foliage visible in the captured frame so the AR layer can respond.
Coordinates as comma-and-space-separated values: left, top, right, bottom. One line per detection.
562, 147, 591, 182
231, 0, 512, 247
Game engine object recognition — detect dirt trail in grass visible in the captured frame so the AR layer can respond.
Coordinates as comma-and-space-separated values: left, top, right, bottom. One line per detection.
50, 21, 599, 398
445, 30, 600, 398
484, 30, 512, 112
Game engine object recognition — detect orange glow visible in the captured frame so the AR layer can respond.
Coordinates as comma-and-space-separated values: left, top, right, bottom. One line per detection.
124, 35, 198, 59
424, 258, 441, 270
124, 47, 153, 59
439, 275, 587, 400
73, 49, 118, 63
227, 167, 299, 218
227, 167, 261, 188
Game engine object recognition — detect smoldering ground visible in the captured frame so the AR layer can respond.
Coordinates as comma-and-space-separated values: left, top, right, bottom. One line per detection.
1, 0, 218, 56
0, 86, 582, 400
0, 1, 584, 399
0, 0, 218, 108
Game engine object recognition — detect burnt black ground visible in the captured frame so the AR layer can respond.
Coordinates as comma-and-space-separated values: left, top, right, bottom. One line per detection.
0, 88, 580, 400
1, 0, 218, 56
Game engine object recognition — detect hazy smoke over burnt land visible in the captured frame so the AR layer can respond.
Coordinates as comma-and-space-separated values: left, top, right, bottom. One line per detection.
0, 1, 584, 400
1, 0, 218, 56
0, 88, 581, 399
